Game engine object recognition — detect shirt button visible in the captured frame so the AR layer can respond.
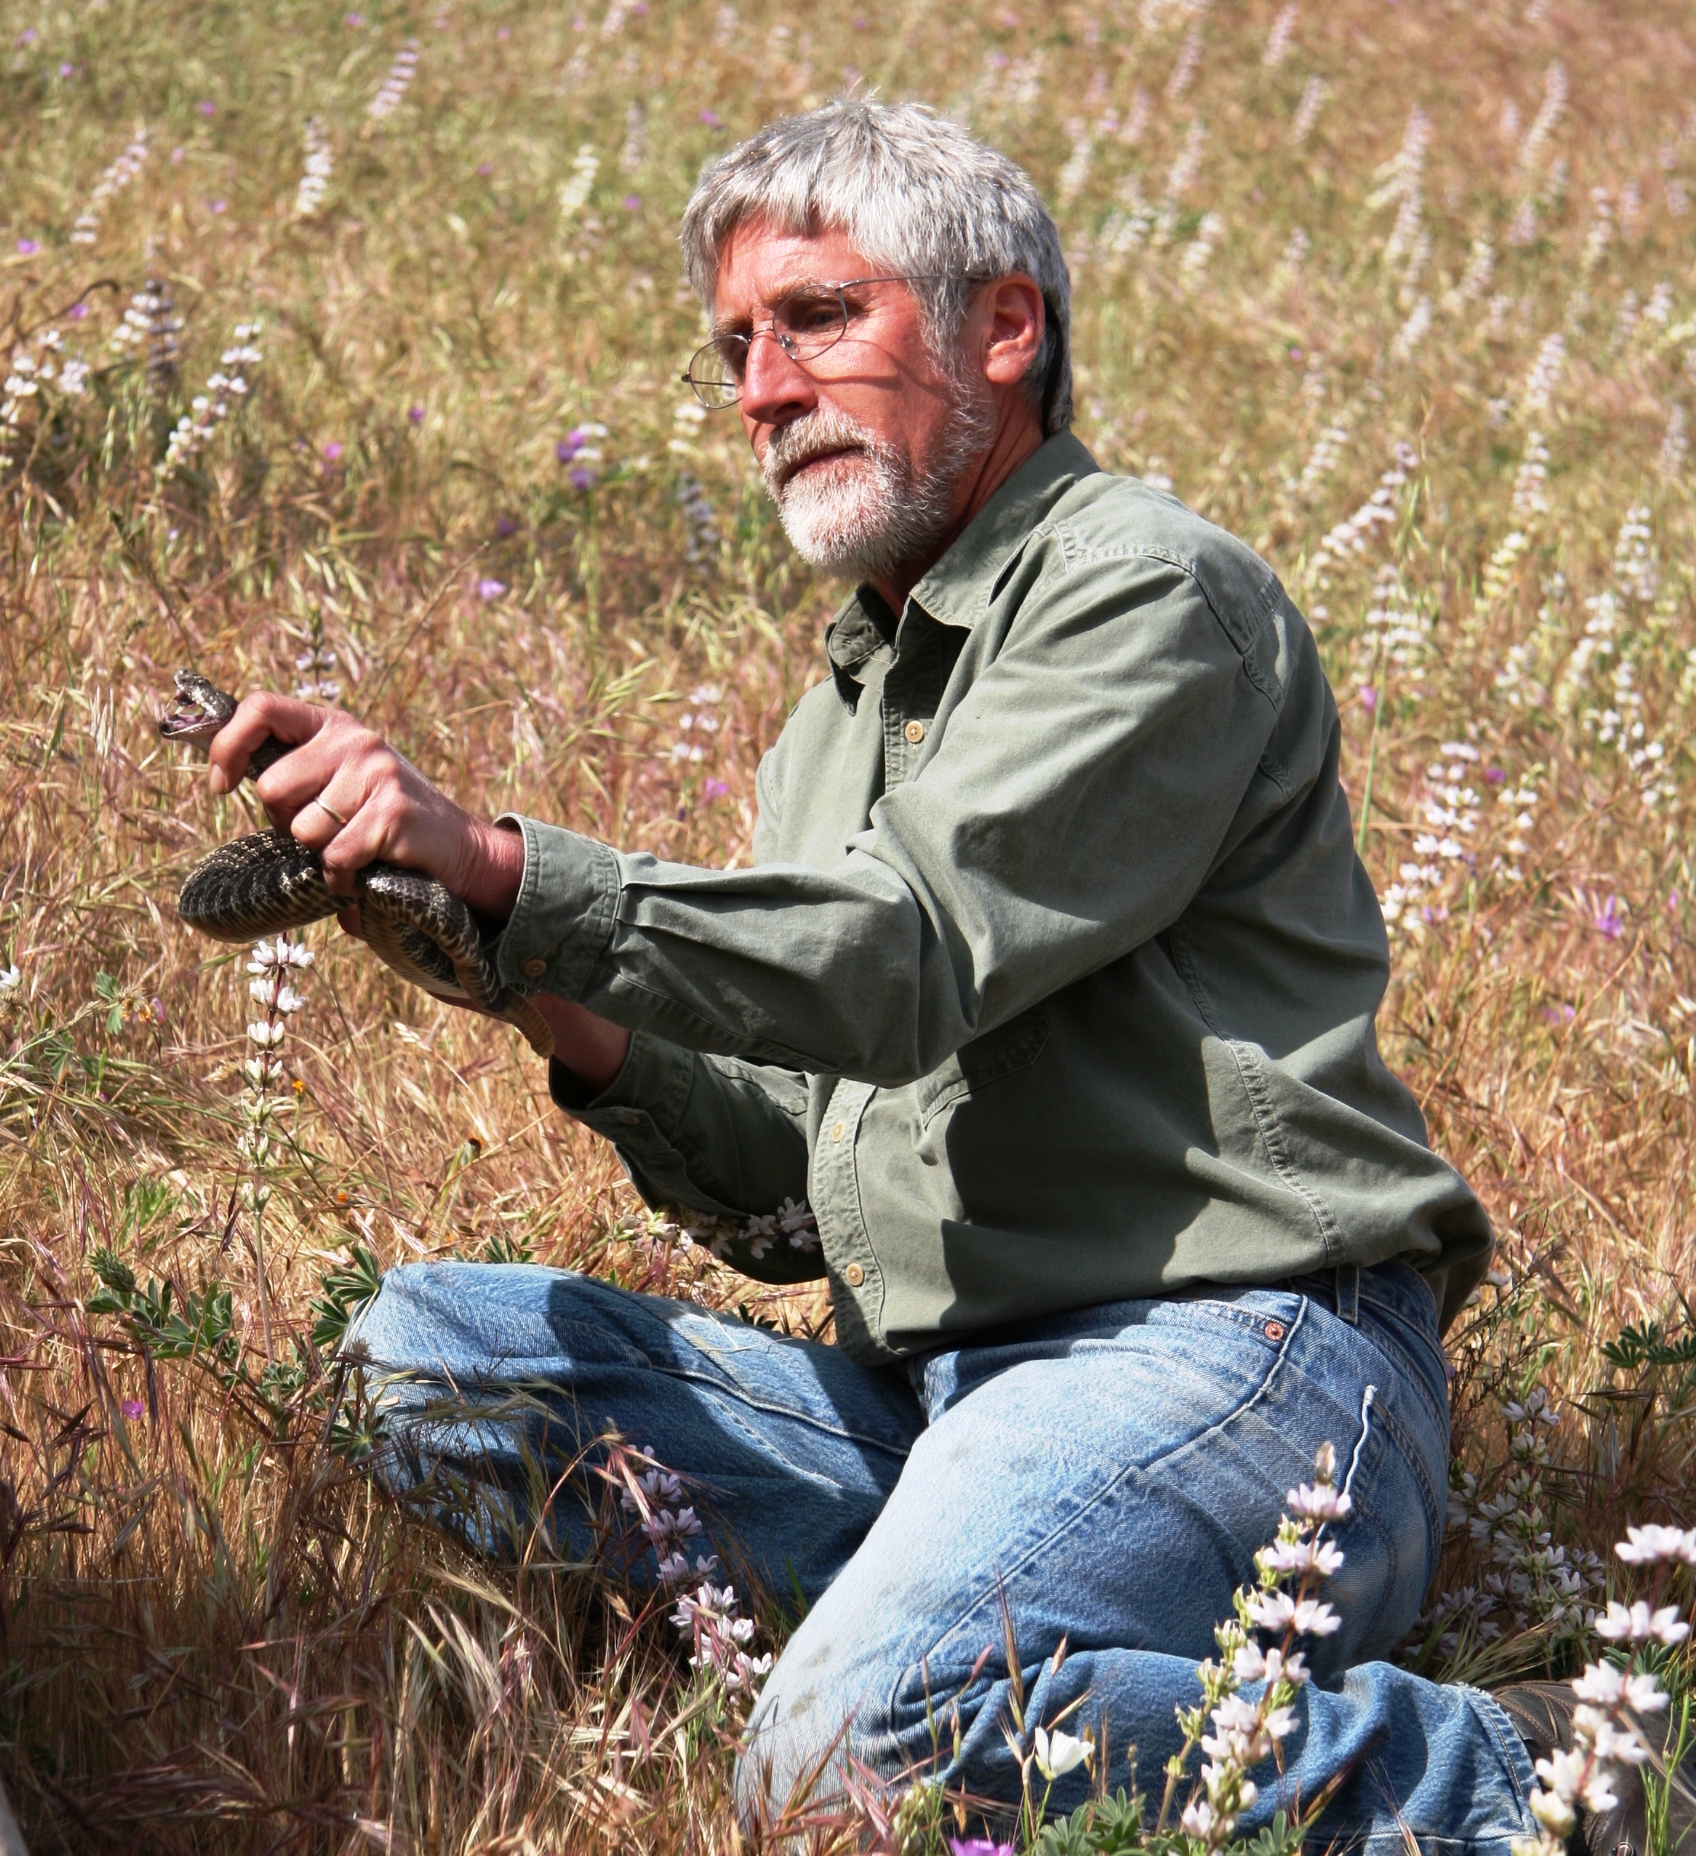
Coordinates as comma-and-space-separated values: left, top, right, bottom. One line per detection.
844, 1262, 865, 1288
830, 1120, 846, 1142
904, 719, 926, 744
522, 957, 548, 978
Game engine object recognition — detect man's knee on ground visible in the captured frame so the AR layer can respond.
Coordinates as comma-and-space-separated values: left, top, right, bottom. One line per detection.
734, 1639, 992, 1828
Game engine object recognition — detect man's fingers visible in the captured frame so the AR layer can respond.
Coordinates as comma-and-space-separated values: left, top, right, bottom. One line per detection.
289, 791, 360, 853
252, 722, 381, 822
207, 691, 329, 796
336, 904, 364, 939
315, 803, 393, 895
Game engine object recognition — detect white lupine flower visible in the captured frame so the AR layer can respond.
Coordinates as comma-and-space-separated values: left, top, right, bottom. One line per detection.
295, 117, 333, 218
1293, 1597, 1341, 1636
1593, 1599, 1690, 1645
1259, 1537, 1345, 1577
1291, 74, 1327, 145
70, 128, 151, 245
0, 965, 18, 994
247, 1019, 286, 1047
1615, 1524, 1696, 1565
1033, 1725, 1093, 1779
1286, 1481, 1353, 1522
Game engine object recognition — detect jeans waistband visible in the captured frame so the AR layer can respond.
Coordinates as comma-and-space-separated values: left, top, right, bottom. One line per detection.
1278, 1259, 1439, 1336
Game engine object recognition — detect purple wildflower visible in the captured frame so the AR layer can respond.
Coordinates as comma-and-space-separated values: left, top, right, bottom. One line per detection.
344, 9, 366, 22
949, 1840, 1015, 1856
322, 440, 344, 462
1594, 894, 1624, 940
16, 238, 39, 255
496, 515, 517, 537
475, 578, 507, 600
622, 192, 641, 210
210, 199, 227, 214
705, 778, 730, 799
556, 437, 580, 463
69, 302, 88, 320
1358, 686, 1378, 713
121, 1399, 145, 1420
199, 99, 216, 116
18, 26, 36, 43
59, 61, 74, 76
408, 404, 425, 423
1485, 766, 1506, 783
171, 145, 185, 162
477, 161, 493, 176
569, 465, 596, 490
699, 108, 722, 126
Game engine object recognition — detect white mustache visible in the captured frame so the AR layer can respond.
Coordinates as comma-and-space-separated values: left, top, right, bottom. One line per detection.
763, 410, 885, 496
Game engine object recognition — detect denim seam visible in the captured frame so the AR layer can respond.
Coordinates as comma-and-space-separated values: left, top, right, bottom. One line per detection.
1369, 1389, 1445, 1556
1360, 1316, 1450, 1451
371, 1354, 915, 1462
903, 1297, 1308, 1683
1462, 1686, 1536, 1817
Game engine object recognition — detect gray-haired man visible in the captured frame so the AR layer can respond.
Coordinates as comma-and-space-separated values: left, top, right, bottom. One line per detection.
208, 99, 1642, 1849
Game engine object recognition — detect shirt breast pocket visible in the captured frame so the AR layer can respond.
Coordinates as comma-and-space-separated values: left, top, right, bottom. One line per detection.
914, 1005, 1051, 1129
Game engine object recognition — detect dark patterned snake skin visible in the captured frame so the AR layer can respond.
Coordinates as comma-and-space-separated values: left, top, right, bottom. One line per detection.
160, 670, 554, 1057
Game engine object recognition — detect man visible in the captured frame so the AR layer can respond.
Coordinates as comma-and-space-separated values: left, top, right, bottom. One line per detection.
208, 99, 1573, 1849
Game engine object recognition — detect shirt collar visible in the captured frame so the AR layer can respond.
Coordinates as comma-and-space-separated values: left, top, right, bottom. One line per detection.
908, 429, 1100, 631
822, 430, 1101, 696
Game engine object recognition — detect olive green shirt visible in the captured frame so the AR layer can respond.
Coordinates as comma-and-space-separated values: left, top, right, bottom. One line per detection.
496, 433, 1492, 1363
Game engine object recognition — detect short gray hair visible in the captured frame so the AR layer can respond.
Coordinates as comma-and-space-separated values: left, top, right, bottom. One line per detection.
681, 98, 1073, 434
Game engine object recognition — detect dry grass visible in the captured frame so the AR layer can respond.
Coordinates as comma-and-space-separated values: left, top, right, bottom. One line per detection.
2, 0, 1695, 1847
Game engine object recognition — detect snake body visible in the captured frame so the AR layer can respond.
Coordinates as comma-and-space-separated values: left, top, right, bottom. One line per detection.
161, 670, 554, 1057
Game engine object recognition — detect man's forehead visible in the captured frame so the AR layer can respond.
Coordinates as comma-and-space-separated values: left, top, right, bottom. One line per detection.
712, 218, 876, 314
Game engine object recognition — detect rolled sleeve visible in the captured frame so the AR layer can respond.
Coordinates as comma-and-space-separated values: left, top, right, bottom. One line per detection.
492, 813, 621, 999
549, 1028, 815, 1248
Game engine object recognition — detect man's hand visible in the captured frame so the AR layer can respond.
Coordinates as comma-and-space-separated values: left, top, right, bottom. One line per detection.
206, 691, 633, 1091
205, 691, 524, 919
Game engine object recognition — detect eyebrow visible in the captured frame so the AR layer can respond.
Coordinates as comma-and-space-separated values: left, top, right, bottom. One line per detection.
710, 277, 849, 338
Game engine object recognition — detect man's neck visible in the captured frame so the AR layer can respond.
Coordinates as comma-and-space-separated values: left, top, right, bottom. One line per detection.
868, 405, 1047, 613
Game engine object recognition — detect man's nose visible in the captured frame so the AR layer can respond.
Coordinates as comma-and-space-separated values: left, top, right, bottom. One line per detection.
740, 331, 815, 430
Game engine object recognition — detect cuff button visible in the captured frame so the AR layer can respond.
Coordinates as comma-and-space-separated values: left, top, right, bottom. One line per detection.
522, 957, 548, 978
844, 1262, 865, 1288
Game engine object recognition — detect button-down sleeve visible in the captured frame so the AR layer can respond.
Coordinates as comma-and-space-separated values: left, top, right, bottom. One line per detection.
494, 534, 1285, 1088
547, 1030, 822, 1281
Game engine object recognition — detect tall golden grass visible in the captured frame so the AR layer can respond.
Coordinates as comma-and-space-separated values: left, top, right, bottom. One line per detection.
1, 0, 1694, 1847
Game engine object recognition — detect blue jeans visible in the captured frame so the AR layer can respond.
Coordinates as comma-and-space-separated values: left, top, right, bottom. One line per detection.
345, 1259, 1536, 1849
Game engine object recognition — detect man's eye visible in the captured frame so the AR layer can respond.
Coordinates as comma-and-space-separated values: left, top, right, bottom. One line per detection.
781, 296, 842, 333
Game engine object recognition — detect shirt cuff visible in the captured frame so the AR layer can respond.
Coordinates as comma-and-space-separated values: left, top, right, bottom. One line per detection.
492, 814, 621, 1001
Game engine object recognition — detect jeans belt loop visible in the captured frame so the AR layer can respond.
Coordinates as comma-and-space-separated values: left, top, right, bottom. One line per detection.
1336, 1264, 1361, 1326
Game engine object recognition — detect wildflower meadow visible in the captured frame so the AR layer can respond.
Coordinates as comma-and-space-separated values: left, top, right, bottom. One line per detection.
2, 0, 1696, 1848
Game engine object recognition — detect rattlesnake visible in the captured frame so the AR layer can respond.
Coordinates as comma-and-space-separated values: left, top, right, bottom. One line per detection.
160, 670, 554, 1057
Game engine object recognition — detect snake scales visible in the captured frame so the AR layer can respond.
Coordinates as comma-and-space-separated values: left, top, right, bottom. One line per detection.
161, 670, 554, 1057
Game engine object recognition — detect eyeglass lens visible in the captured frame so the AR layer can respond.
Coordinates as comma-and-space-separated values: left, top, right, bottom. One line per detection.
691, 288, 852, 405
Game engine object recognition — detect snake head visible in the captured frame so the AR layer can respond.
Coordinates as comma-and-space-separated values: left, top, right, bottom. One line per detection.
158, 669, 237, 745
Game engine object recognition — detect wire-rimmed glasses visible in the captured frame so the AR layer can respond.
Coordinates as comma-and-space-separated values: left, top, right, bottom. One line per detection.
680, 274, 945, 410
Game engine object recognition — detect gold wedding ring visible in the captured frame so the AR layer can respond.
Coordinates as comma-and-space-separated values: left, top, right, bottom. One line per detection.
315, 797, 350, 827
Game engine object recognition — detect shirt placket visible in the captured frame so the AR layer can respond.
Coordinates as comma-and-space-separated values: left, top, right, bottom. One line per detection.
809, 1079, 883, 1349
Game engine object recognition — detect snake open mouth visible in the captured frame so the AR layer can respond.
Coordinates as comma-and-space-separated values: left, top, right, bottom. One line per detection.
158, 670, 230, 743
159, 698, 217, 739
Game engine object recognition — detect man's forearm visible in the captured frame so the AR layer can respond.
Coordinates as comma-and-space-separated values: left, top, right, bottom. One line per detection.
532, 993, 632, 1094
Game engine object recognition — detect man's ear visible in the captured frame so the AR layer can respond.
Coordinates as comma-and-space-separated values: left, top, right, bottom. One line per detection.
979, 274, 1046, 388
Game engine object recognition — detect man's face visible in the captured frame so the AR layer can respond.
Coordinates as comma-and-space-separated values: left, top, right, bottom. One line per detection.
712, 217, 994, 586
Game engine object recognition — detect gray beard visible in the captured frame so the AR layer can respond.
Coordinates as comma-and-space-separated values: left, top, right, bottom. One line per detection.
762, 391, 994, 586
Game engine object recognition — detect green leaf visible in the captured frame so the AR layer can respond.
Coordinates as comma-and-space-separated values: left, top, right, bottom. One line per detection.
310, 1243, 384, 1352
